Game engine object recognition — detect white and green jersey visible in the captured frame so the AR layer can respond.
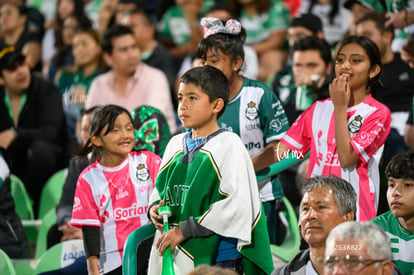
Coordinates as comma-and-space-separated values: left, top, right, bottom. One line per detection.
371, 211, 414, 274
239, 0, 290, 45
218, 77, 289, 201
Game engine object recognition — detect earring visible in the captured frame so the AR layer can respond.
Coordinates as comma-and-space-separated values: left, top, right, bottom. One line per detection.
234, 67, 238, 71
366, 78, 371, 94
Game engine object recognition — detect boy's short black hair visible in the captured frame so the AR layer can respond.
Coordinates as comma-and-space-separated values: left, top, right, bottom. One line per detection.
293, 36, 332, 66
102, 25, 134, 54
179, 65, 229, 118
289, 14, 323, 35
385, 152, 414, 180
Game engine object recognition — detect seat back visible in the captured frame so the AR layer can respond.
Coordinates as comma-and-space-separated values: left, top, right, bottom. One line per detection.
0, 249, 16, 275
255, 153, 307, 262
35, 208, 57, 259
38, 169, 67, 219
35, 239, 85, 274
10, 174, 34, 220
270, 197, 301, 262
122, 223, 156, 275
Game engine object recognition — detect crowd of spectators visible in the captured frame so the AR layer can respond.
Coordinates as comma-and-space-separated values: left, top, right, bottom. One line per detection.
0, 0, 414, 274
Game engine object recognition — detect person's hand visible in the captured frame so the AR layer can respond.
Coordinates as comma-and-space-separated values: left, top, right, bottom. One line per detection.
294, 73, 323, 88
150, 200, 165, 231
156, 227, 184, 256
294, 73, 312, 87
329, 75, 350, 108
58, 221, 83, 241
385, 10, 407, 29
0, 129, 16, 149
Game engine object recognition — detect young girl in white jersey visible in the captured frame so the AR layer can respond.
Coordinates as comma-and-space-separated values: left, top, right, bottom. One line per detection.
278, 36, 392, 221
196, 17, 290, 244
71, 104, 161, 275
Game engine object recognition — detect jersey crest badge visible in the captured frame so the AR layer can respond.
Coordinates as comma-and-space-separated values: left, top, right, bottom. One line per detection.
245, 101, 258, 120
348, 115, 362, 133
136, 164, 150, 181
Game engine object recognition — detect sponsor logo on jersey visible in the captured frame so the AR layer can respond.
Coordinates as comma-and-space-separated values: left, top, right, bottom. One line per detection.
245, 101, 258, 120
245, 142, 262, 151
270, 118, 283, 132
116, 190, 129, 200
348, 115, 362, 133
136, 163, 150, 181
245, 123, 260, 131
73, 197, 82, 211
114, 203, 148, 220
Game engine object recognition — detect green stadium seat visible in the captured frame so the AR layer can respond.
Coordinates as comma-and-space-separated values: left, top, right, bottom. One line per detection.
10, 174, 34, 220
270, 197, 301, 262
35, 239, 85, 274
0, 248, 16, 275
38, 169, 67, 219
34, 209, 57, 259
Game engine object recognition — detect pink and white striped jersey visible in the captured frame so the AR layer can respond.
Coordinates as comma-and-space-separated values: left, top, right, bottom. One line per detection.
71, 150, 161, 274
281, 95, 391, 221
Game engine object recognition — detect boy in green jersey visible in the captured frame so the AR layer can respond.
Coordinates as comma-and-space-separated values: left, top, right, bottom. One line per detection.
147, 65, 273, 275
371, 152, 414, 274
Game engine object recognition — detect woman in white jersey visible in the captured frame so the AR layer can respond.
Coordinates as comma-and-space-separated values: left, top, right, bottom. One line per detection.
277, 36, 392, 221
71, 105, 161, 274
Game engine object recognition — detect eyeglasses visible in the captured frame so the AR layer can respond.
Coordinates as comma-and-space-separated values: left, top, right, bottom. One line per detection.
324, 255, 387, 272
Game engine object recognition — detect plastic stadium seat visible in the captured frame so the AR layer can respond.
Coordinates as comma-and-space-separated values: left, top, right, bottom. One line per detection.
38, 169, 67, 219
10, 174, 34, 220
10, 174, 39, 243
270, 197, 301, 262
35, 239, 86, 274
122, 223, 156, 275
35, 209, 57, 259
0, 248, 16, 275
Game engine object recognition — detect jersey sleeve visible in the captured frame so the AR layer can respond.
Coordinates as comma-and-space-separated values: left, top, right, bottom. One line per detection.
281, 104, 314, 154
71, 172, 101, 228
350, 107, 391, 164
259, 88, 290, 143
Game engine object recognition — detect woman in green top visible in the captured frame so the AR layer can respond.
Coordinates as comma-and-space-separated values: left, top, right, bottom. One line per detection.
55, 28, 105, 142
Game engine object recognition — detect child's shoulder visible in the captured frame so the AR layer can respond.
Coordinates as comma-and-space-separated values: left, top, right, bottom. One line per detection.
206, 131, 245, 149
371, 210, 399, 230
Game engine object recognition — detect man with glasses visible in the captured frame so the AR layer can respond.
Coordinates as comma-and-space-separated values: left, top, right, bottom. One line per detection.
324, 221, 395, 275
272, 176, 356, 275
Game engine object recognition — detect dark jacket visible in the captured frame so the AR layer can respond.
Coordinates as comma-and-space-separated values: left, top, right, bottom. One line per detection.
0, 72, 67, 149
272, 249, 310, 275
0, 176, 30, 258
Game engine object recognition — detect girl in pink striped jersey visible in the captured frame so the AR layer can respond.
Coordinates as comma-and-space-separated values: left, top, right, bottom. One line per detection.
71, 104, 161, 275
277, 36, 391, 221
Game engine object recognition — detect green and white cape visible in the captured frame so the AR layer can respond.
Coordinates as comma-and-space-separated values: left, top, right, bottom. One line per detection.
148, 131, 273, 274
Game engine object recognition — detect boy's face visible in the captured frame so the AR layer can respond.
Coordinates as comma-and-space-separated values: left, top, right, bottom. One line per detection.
387, 177, 414, 218
177, 82, 221, 137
